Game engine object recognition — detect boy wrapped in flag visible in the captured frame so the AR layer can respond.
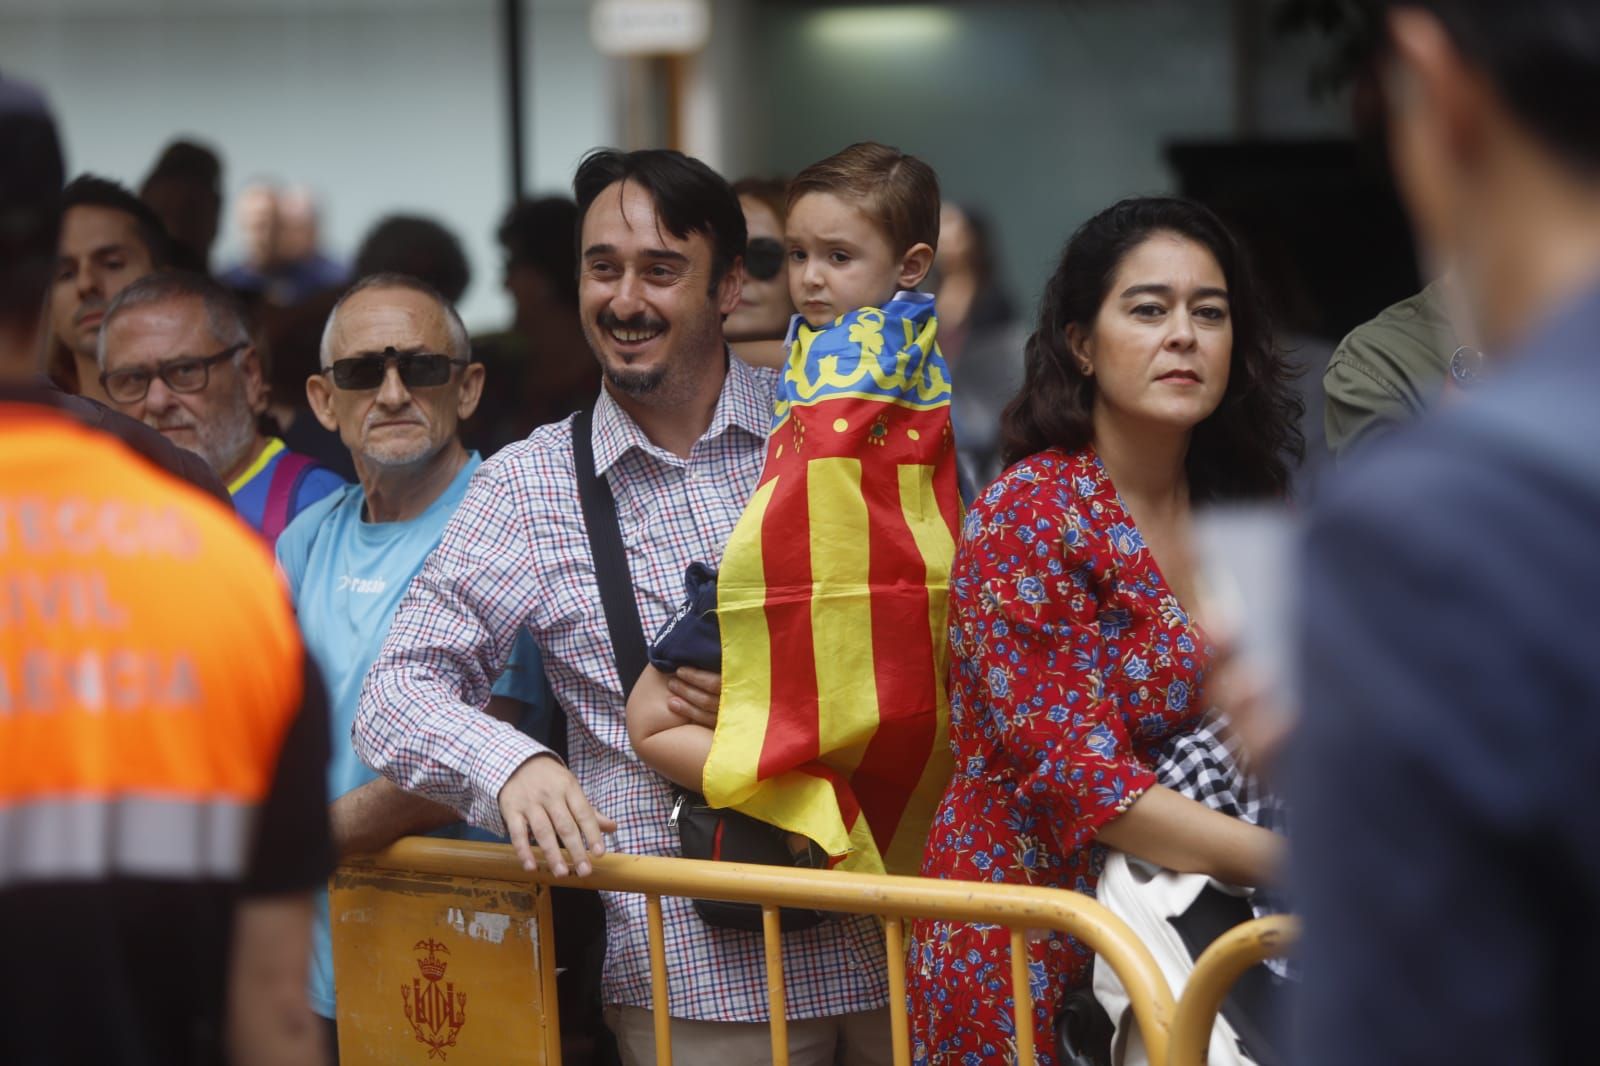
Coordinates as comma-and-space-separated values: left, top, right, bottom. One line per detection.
629, 143, 960, 875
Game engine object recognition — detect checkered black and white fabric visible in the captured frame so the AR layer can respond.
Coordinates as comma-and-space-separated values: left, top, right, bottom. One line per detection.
1154, 712, 1291, 923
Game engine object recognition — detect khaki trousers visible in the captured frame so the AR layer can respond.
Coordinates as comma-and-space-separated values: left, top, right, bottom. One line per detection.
604, 1004, 895, 1066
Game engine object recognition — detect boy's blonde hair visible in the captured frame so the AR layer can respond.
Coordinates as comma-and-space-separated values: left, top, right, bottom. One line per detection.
787, 142, 940, 256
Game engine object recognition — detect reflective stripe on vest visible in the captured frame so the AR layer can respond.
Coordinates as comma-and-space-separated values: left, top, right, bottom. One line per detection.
0, 796, 257, 886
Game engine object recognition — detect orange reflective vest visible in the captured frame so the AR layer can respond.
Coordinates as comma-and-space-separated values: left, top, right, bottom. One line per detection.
0, 403, 307, 886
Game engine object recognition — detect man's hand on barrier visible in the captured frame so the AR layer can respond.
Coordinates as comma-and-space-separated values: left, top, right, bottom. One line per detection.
499, 754, 618, 877
664, 666, 722, 727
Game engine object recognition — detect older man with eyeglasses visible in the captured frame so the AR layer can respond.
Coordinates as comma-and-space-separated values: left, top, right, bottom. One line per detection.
97, 270, 344, 546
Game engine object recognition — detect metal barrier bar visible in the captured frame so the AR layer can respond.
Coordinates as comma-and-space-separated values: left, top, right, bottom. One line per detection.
1167, 915, 1299, 1066
355, 838, 1178, 1065
535, 884, 564, 1054
645, 894, 672, 1066
1010, 929, 1036, 1064
762, 906, 790, 1066
883, 917, 910, 1063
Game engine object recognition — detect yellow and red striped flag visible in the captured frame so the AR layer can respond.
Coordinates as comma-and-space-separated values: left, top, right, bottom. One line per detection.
705, 292, 960, 875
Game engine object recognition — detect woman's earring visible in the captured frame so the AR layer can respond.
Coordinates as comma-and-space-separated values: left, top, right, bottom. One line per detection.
1078, 361, 1093, 376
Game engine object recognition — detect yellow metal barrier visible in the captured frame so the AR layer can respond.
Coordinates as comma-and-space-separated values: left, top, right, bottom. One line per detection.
332, 837, 1179, 1065
331, 856, 562, 1063
1166, 915, 1299, 1066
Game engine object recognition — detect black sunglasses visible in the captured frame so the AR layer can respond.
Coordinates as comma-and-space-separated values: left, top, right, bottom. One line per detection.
744, 237, 784, 282
100, 343, 246, 404
324, 349, 469, 391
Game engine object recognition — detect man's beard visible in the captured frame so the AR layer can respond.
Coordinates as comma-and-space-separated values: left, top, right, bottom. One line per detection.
149, 382, 258, 478
358, 406, 440, 469
604, 363, 669, 397
591, 309, 672, 398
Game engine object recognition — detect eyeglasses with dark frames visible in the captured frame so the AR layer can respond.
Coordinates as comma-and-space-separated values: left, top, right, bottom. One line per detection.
99, 343, 247, 405
322, 348, 470, 391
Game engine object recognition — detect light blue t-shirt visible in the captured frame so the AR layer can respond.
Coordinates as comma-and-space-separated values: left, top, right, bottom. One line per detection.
276, 452, 552, 1018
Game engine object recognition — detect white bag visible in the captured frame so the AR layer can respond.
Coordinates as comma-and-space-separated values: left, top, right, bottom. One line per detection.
1091, 851, 1257, 1066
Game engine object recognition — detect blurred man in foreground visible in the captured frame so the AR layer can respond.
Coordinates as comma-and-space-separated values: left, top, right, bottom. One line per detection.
0, 75, 332, 1066
1293, 2, 1600, 1062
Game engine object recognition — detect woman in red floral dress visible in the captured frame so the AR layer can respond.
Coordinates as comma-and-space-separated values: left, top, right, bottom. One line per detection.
907, 198, 1304, 1065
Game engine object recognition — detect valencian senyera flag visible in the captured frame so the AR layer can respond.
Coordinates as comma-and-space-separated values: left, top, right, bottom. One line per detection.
705, 291, 960, 875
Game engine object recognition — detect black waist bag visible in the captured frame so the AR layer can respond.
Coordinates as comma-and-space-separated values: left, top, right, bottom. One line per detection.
668, 788, 832, 932
572, 406, 833, 936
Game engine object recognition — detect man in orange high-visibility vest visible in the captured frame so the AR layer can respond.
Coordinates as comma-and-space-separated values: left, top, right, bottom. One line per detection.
0, 77, 334, 1066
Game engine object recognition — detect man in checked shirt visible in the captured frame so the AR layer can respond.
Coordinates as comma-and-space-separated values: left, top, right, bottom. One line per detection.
354, 148, 893, 1065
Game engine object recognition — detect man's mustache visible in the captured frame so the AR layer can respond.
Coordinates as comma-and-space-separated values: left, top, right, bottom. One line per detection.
597, 311, 668, 333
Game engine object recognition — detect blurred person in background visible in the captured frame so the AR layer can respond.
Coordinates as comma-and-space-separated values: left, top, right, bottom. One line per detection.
258, 311, 360, 483
280, 272, 551, 1057
1292, 1, 1600, 1062
49, 174, 171, 400
140, 138, 223, 275
1322, 273, 1473, 458
470, 196, 598, 453
353, 214, 471, 304
0, 74, 332, 1066
221, 181, 347, 307
97, 270, 344, 547
933, 202, 1024, 485
908, 196, 1302, 1065
278, 184, 346, 293
223, 182, 280, 293
725, 176, 795, 369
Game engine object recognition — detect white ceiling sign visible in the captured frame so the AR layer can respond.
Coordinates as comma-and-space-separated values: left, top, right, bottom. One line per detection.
590, 0, 710, 57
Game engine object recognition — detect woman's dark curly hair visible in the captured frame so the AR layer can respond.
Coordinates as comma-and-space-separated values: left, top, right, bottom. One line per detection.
1000, 197, 1304, 501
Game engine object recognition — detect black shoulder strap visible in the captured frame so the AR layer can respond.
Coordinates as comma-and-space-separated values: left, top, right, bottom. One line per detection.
571, 403, 650, 694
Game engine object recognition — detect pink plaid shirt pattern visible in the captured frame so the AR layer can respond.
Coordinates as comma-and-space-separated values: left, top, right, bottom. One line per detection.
354, 355, 890, 1021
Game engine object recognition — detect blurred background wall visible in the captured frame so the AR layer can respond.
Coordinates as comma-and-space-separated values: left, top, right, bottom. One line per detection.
0, 0, 612, 331
743, 0, 1352, 329
0, 0, 1408, 339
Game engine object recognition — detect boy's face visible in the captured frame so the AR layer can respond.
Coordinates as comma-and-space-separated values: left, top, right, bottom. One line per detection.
785, 191, 907, 328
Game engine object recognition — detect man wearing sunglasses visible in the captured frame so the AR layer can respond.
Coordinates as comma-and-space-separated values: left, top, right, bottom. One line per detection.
97, 270, 345, 547
279, 272, 552, 1054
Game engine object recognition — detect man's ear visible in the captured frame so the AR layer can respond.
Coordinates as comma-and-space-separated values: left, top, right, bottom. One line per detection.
239, 344, 269, 414
899, 242, 935, 291
456, 361, 486, 420
304, 371, 340, 432
717, 256, 744, 318
1387, 8, 1492, 172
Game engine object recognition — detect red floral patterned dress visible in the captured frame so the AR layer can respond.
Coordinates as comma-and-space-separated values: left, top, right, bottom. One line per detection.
906, 446, 1211, 1065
